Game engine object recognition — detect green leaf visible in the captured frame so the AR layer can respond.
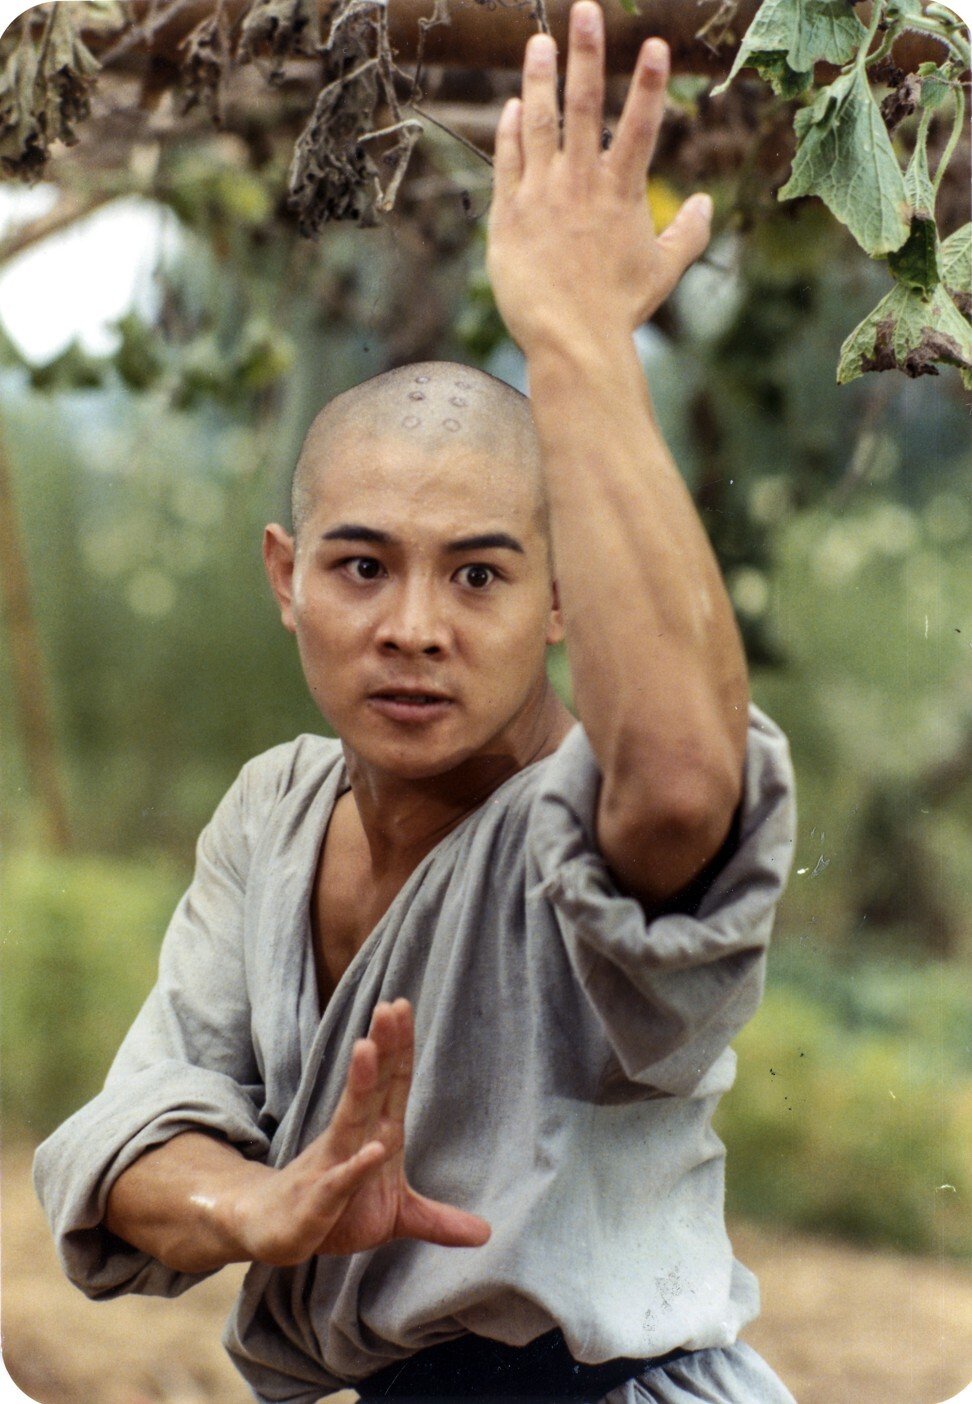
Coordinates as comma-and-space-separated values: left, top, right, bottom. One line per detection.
744, 51, 814, 98
837, 281, 972, 382
916, 62, 953, 111
713, 0, 865, 96
29, 340, 107, 392
888, 216, 940, 293
885, 0, 924, 16
902, 131, 934, 216
940, 222, 971, 316
779, 67, 911, 256
940, 223, 971, 292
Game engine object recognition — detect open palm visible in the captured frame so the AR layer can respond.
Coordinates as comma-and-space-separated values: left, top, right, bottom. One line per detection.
233, 1000, 490, 1266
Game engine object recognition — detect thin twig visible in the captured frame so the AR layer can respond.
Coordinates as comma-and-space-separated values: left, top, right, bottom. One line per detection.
358, 118, 424, 143
933, 81, 966, 200
532, 0, 551, 36
410, 102, 494, 166
100, 0, 199, 67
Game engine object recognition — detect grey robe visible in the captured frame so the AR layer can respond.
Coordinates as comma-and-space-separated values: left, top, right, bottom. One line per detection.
35, 704, 797, 1403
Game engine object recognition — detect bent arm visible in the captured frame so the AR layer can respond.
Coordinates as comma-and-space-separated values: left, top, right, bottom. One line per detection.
531, 336, 748, 901
105, 1131, 273, 1274
105, 999, 488, 1272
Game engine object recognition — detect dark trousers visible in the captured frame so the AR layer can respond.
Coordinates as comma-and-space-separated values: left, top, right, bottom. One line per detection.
356, 1327, 689, 1401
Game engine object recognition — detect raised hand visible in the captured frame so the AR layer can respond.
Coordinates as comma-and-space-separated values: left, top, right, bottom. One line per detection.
487, 1, 713, 353
229, 999, 491, 1265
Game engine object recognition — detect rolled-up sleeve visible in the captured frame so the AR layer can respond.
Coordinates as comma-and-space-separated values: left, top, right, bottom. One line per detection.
528, 703, 796, 1096
32, 754, 278, 1300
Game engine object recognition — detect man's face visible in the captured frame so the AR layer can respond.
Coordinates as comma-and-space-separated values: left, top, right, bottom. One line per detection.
268, 429, 562, 779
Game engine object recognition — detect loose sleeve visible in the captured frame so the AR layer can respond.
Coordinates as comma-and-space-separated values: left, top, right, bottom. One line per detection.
32, 751, 283, 1300
528, 703, 796, 1096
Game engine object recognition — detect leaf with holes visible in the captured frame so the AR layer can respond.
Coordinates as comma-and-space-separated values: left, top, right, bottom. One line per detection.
837, 282, 972, 384
713, 0, 865, 97
779, 67, 910, 256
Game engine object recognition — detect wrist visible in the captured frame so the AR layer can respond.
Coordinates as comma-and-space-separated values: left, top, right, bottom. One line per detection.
520, 316, 635, 369
526, 330, 658, 430
203, 1160, 274, 1266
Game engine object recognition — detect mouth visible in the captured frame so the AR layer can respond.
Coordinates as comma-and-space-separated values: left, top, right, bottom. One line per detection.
366, 688, 455, 722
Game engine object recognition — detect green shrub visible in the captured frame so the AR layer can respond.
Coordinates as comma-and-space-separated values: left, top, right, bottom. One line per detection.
1, 849, 185, 1136
719, 976, 971, 1258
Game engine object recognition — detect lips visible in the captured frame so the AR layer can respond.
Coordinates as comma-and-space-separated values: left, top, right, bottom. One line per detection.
369, 688, 452, 704
365, 685, 455, 723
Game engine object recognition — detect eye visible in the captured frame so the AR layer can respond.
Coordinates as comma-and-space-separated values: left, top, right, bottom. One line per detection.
456, 563, 496, 590
343, 556, 385, 582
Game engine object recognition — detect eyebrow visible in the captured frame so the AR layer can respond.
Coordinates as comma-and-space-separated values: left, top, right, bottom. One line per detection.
320, 525, 525, 555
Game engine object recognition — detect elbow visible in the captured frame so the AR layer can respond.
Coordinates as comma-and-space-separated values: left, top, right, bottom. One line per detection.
599, 753, 743, 902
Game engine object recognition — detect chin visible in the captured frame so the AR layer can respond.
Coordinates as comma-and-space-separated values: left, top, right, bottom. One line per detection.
343, 713, 501, 781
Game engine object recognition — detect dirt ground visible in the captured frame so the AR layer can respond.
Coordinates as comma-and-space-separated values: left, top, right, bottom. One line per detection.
3, 1145, 971, 1404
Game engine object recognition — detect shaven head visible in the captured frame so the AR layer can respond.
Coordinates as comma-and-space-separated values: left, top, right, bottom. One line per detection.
291, 362, 546, 541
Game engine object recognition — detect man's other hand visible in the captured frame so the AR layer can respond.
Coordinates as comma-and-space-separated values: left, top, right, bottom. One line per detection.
105, 999, 490, 1274
228, 998, 491, 1265
487, 1, 713, 353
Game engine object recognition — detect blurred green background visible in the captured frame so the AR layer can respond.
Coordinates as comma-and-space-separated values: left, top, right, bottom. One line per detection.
1, 138, 969, 1265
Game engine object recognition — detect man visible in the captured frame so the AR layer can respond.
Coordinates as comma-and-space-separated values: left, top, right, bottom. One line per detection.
35, 7, 797, 1401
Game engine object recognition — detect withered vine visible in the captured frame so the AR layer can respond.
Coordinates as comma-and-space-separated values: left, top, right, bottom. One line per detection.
0, 0, 969, 383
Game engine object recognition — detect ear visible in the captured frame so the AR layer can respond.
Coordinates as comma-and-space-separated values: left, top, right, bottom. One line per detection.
263, 524, 297, 634
546, 577, 564, 646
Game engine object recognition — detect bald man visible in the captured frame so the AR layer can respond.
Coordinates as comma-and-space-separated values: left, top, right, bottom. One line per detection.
35, 8, 797, 1403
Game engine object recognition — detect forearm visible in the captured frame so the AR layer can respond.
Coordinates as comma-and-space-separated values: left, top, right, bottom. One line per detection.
104, 1130, 270, 1274
528, 329, 749, 829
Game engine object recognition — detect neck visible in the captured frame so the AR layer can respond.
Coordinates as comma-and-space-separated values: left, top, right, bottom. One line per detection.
342, 680, 574, 878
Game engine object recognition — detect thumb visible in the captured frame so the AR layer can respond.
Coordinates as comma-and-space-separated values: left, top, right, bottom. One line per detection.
651, 192, 713, 304
397, 1188, 492, 1248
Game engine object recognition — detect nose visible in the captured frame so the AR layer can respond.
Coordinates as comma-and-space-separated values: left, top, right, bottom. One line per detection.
375, 578, 449, 657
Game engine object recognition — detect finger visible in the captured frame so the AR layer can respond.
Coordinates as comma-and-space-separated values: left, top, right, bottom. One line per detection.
650, 193, 713, 307
368, 1000, 404, 1108
319, 1138, 389, 1202
563, 1, 605, 171
399, 1190, 492, 1248
608, 37, 669, 199
493, 97, 524, 200
520, 33, 560, 168
383, 998, 414, 1123
317, 1036, 383, 1161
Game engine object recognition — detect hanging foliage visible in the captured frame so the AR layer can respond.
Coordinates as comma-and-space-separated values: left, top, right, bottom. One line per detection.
0, 2, 108, 177
716, 0, 971, 383
0, 0, 969, 383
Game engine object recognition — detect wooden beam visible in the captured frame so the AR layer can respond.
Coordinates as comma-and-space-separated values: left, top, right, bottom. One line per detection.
93, 0, 952, 79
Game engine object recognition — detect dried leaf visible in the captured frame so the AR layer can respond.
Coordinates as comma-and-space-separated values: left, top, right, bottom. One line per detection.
779, 66, 910, 257
0, 22, 45, 178
713, 0, 864, 97
239, 0, 321, 81
837, 282, 972, 383
287, 5, 383, 233
880, 73, 920, 135
180, 5, 233, 121
0, 6, 102, 178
